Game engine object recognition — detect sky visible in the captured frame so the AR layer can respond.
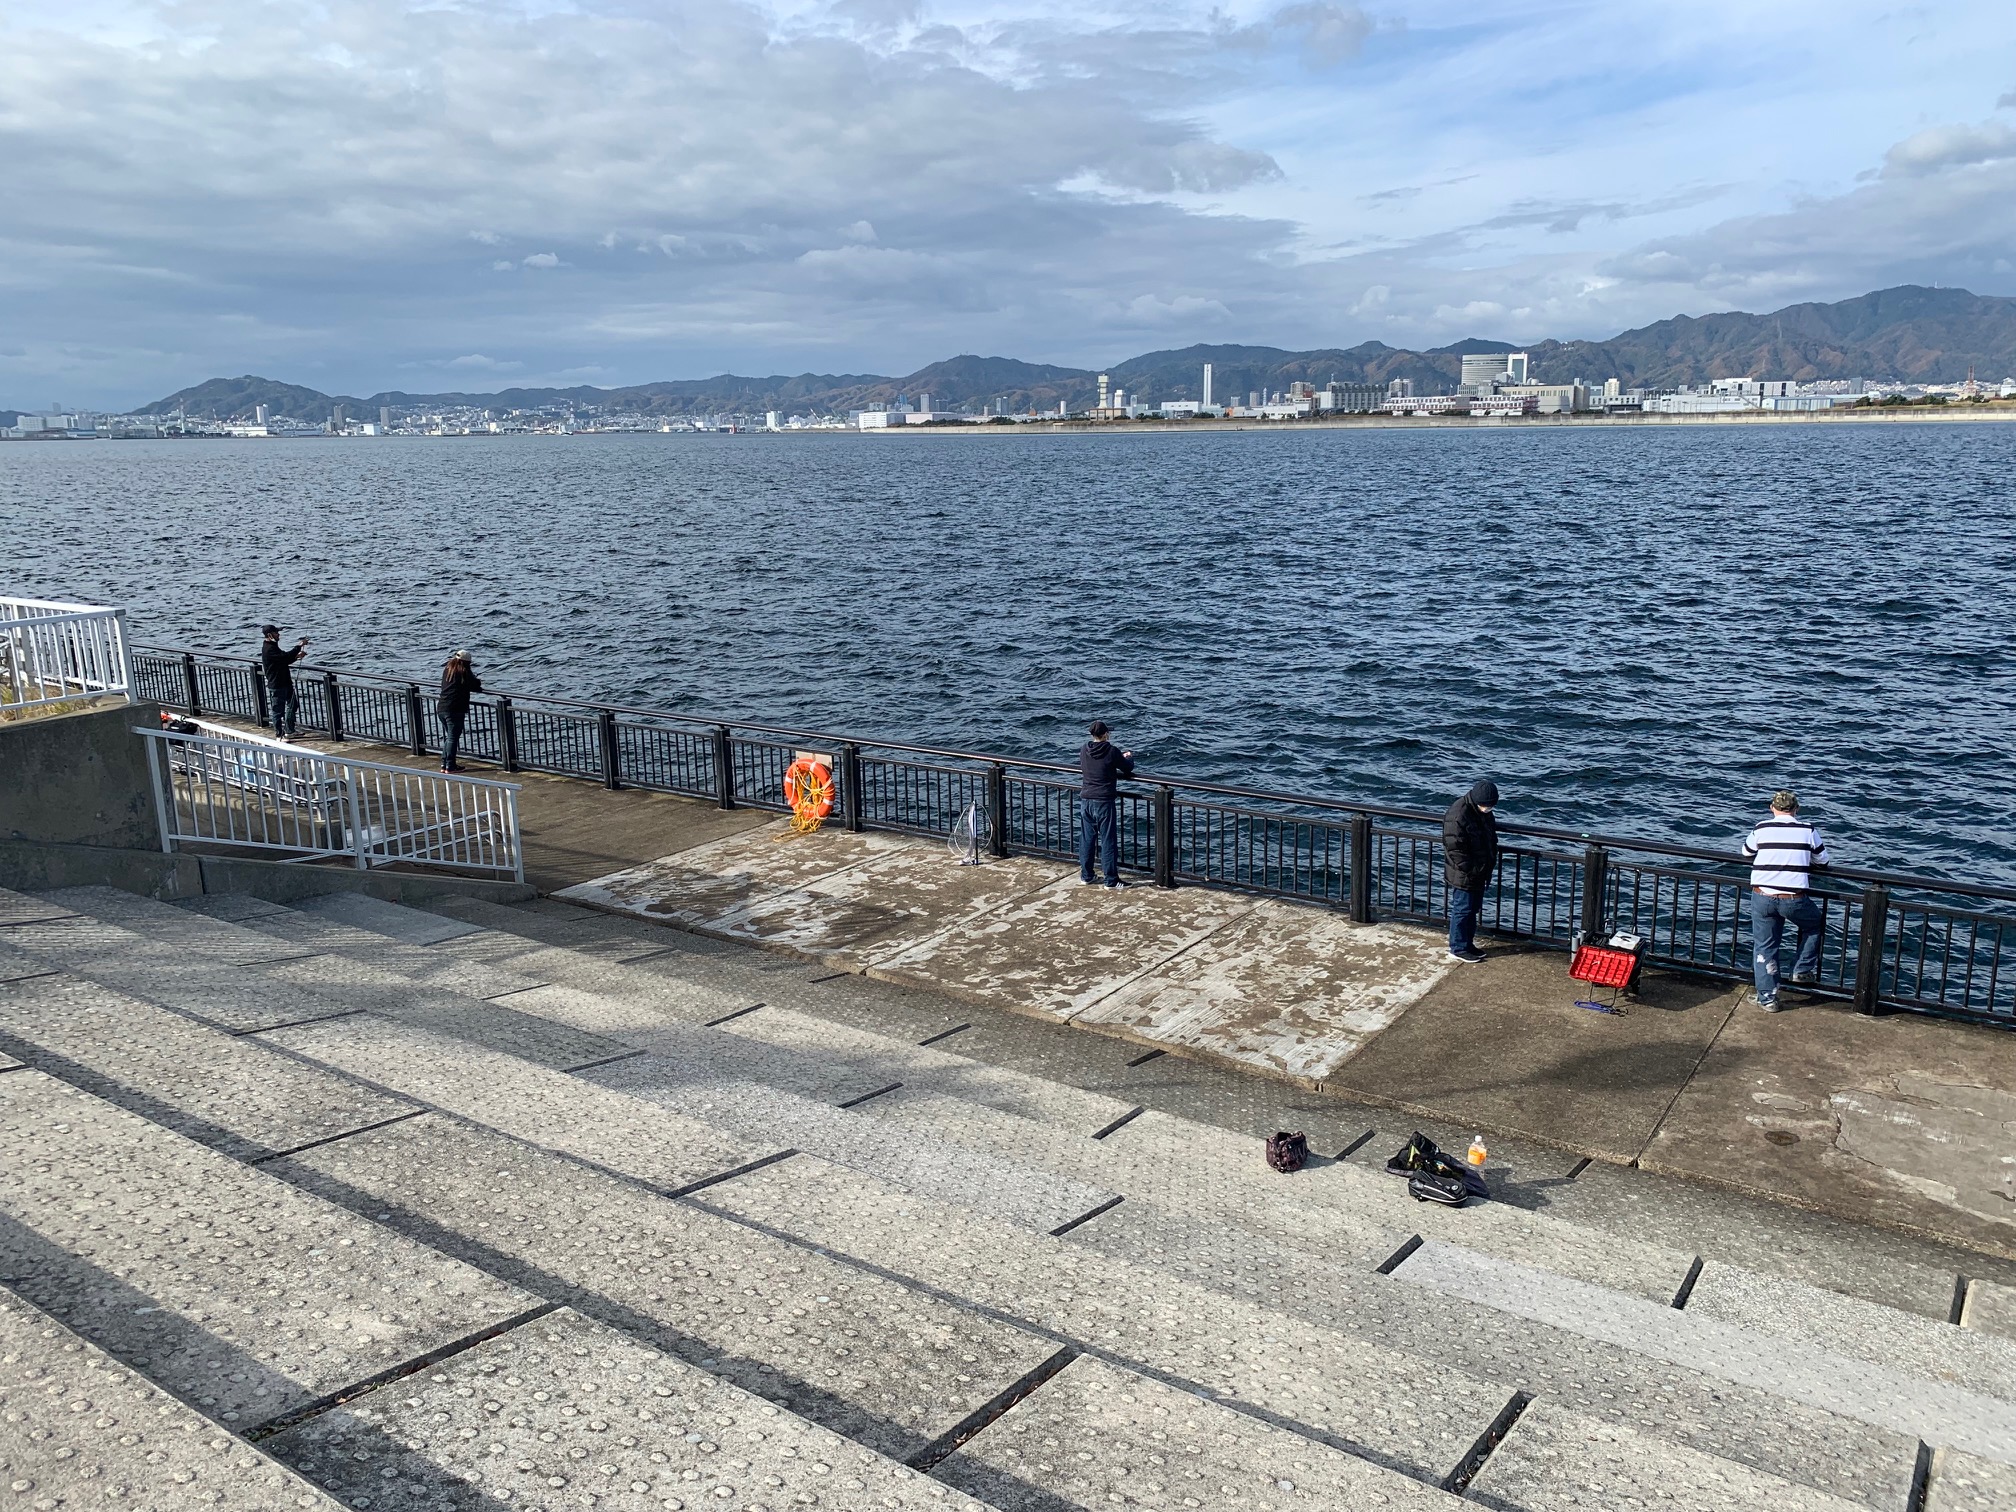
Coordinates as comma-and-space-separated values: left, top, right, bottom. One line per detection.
5, 1, 2016, 408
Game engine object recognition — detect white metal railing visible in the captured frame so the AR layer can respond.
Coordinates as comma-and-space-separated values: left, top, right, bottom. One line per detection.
0, 596, 135, 711
137, 725, 524, 880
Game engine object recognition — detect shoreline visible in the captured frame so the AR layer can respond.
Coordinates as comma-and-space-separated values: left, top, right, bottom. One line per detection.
862, 404, 2016, 436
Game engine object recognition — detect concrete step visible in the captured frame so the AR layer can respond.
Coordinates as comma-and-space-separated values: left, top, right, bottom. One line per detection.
1065, 1185, 1915, 1508
0, 1284, 351, 1512
272, 1112, 1064, 1466
259, 1012, 780, 1194
1963, 1279, 2016, 1342
1469, 1398, 1875, 1512
0, 971, 413, 1161
292, 888, 487, 945
582, 1050, 1117, 1234
715, 1002, 1137, 1132
689, 1150, 1521, 1488
937, 1353, 1466, 1511
263, 1304, 1003, 1511
0, 884, 81, 927
1393, 1238, 2016, 1465
1926, 1447, 2016, 1511
0, 935, 58, 984
38, 886, 320, 967
221, 899, 553, 999
428, 891, 708, 955
7, 912, 624, 1067
0, 1069, 542, 1430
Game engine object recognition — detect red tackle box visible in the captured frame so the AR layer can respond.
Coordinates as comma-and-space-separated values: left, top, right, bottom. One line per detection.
1569, 942, 1642, 990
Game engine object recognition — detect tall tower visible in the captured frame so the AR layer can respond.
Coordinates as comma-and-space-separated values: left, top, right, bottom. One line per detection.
1202, 363, 1213, 407
1097, 374, 1110, 411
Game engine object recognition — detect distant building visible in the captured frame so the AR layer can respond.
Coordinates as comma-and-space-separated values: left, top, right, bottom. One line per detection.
380, 406, 394, 427
1459, 353, 1509, 393
1383, 394, 1472, 416
1321, 382, 1384, 414
254, 405, 269, 425
1202, 363, 1214, 407
1506, 353, 1529, 384
1471, 393, 1539, 417
1386, 378, 1415, 399
766, 412, 782, 431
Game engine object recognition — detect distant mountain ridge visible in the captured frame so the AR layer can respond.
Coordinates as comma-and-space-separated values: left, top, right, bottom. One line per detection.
130, 286, 2016, 421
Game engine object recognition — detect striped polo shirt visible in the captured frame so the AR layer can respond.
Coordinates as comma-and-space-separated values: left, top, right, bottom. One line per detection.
1743, 816, 1831, 893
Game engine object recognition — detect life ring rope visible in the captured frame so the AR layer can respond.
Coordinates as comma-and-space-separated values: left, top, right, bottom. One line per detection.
783, 756, 836, 835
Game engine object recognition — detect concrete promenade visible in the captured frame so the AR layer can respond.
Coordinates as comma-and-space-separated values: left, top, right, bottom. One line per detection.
240, 721, 2016, 1269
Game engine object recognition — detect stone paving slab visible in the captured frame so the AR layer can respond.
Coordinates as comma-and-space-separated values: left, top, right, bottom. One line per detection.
1324, 948, 1741, 1164
1529, 1158, 1987, 1319
1109, 1109, 1698, 1303
1963, 1279, 2016, 1342
1468, 1399, 1876, 1512
40, 886, 320, 966
938, 1353, 1465, 1512
718, 1005, 1136, 1131
559, 827, 913, 930
1641, 1004, 2016, 1262
696, 1155, 1511, 1486
0, 885, 80, 927
1926, 1447, 2016, 1512
0, 1071, 540, 1429
0, 973, 412, 1161
874, 880, 1259, 1023
1073, 902, 1453, 1081
581, 1019, 900, 1105
293, 888, 486, 943
256, 955, 624, 1067
173, 893, 295, 922
0, 936, 58, 985
583, 1061, 1115, 1233
1686, 1260, 2016, 1402
0, 1285, 350, 1512
717, 847, 1068, 959
437, 893, 719, 959
1394, 1239, 2016, 1465
0, 1049, 19, 1071
234, 905, 549, 998
264, 1306, 1001, 1512
261, 1015, 772, 1192
276, 1115, 1061, 1461
1068, 1193, 1914, 1507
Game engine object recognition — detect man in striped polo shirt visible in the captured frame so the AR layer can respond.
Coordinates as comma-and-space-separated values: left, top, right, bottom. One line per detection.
1743, 790, 1831, 1012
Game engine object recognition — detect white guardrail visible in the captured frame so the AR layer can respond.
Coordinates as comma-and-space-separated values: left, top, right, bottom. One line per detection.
137, 724, 524, 880
0, 596, 134, 710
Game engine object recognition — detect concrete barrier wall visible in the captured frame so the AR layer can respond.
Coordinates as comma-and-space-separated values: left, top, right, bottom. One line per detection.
0, 700, 161, 848
0, 837, 535, 905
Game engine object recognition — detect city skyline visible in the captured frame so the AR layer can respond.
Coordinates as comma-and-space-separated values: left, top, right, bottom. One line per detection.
6, 4, 2016, 408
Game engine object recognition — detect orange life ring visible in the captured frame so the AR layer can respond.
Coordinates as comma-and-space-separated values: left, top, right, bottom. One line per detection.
783, 757, 835, 818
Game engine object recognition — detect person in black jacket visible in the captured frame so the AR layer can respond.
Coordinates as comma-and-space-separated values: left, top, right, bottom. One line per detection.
1441, 779, 1500, 962
258, 624, 309, 740
1078, 721, 1135, 888
438, 651, 483, 772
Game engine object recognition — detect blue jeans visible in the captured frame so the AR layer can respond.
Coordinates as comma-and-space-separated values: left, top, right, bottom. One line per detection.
440, 710, 465, 768
271, 687, 299, 740
1751, 892, 1823, 1000
1079, 798, 1118, 885
1448, 886, 1484, 952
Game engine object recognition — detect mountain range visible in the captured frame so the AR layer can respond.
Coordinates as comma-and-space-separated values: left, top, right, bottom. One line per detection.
111, 285, 2016, 422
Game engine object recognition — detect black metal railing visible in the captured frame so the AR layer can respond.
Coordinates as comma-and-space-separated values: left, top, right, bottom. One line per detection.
133, 642, 2016, 1028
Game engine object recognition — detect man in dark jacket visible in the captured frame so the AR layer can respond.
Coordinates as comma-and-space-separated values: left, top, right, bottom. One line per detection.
1078, 721, 1135, 888
1441, 779, 1500, 962
258, 624, 310, 740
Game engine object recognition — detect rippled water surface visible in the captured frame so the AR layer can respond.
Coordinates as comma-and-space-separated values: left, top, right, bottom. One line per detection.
5, 424, 2013, 882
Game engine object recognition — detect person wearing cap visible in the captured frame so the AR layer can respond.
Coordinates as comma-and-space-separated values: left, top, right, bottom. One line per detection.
1078, 721, 1135, 888
1742, 790, 1831, 1012
258, 624, 310, 741
437, 651, 483, 773
1441, 779, 1500, 962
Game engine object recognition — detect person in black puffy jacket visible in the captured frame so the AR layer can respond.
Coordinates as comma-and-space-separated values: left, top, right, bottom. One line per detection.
1441, 779, 1499, 962
438, 651, 483, 772
1078, 721, 1135, 888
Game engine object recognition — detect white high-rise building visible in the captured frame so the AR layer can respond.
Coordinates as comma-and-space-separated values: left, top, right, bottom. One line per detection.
1460, 353, 1509, 393
1506, 352, 1530, 383
1202, 363, 1214, 406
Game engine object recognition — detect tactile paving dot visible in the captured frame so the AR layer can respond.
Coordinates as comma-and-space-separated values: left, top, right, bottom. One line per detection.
265, 1308, 994, 1511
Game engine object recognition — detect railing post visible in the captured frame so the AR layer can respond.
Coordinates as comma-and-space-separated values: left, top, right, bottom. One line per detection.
112, 609, 136, 704
324, 670, 344, 741
346, 761, 368, 870
986, 763, 1008, 857
1349, 813, 1373, 923
1153, 785, 1175, 888
407, 684, 427, 756
1580, 843, 1609, 939
841, 743, 864, 833
712, 724, 735, 809
1854, 886, 1890, 1016
180, 652, 201, 715
250, 662, 269, 726
599, 709, 622, 790
496, 697, 520, 772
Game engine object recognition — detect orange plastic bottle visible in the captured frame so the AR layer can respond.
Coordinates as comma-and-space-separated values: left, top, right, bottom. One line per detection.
1467, 1136, 1488, 1168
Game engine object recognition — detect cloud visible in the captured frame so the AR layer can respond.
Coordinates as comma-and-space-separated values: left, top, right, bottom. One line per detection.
1879, 121, 2016, 178
522, 252, 561, 269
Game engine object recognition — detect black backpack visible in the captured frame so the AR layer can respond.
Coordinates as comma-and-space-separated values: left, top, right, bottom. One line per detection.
1384, 1130, 1487, 1199
1265, 1131, 1309, 1173
1408, 1170, 1469, 1206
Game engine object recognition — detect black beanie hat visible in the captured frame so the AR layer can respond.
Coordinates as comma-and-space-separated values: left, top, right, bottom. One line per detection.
1469, 779, 1499, 807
